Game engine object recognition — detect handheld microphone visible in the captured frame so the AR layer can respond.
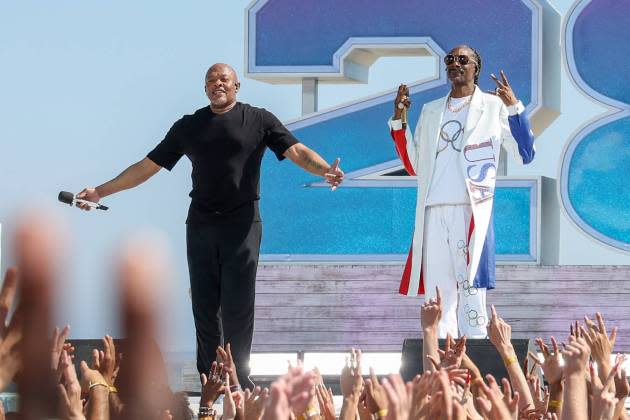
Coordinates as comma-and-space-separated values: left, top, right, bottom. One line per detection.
58, 191, 109, 211
401, 105, 408, 128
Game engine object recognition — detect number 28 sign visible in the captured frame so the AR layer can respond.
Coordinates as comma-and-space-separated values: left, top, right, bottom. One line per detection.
246, 0, 629, 260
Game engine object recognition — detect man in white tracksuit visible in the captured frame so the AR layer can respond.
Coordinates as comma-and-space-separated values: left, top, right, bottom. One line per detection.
388, 45, 535, 338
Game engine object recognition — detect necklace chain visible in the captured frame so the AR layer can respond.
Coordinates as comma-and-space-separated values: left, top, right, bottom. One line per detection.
447, 87, 475, 113
447, 95, 472, 113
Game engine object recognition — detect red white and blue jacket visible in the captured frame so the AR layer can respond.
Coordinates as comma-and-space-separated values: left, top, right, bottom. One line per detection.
388, 88, 535, 296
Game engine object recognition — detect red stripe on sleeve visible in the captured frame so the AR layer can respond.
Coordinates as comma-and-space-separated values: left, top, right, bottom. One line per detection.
390, 129, 416, 176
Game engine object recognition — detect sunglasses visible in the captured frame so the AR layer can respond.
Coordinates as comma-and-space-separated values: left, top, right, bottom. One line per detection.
444, 54, 478, 66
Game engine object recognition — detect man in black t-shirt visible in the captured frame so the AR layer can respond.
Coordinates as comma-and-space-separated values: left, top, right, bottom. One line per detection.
77, 63, 343, 389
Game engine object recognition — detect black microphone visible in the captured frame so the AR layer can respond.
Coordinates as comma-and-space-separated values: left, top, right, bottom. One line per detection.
58, 191, 109, 210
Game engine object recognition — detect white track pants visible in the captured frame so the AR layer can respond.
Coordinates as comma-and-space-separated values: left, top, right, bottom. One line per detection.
422, 205, 488, 339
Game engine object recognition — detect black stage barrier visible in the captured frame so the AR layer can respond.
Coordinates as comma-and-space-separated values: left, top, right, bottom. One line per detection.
400, 338, 531, 381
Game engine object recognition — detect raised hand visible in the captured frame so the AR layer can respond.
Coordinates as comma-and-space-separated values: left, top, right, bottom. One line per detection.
51, 325, 72, 383
614, 366, 629, 402
409, 373, 431, 420
393, 84, 411, 120
500, 378, 520, 420
200, 361, 226, 407
15, 214, 61, 419
340, 348, 363, 399
263, 379, 291, 420
244, 386, 270, 420
79, 360, 107, 392
457, 373, 482, 420
222, 374, 238, 420
263, 366, 317, 420
526, 374, 549, 418
558, 335, 590, 420
57, 350, 86, 420
381, 374, 412, 420
490, 70, 518, 106
217, 343, 240, 388
421, 287, 442, 331
589, 357, 620, 420
114, 235, 173, 419
529, 337, 563, 386
475, 375, 513, 420
357, 392, 371, 420
365, 366, 388, 415
582, 313, 617, 368
563, 335, 590, 377
315, 384, 335, 420
93, 335, 117, 386
438, 334, 467, 369
286, 365, 318, 416
79, 360, 110, 419
324, 157, 344, 191
487, 305, 513, 357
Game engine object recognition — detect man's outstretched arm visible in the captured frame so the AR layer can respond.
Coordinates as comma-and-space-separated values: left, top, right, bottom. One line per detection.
283, 143, 343, 189
76, 157, 161, 210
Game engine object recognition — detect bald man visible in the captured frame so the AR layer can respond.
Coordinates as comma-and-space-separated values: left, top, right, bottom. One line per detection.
77, 63, 344, 389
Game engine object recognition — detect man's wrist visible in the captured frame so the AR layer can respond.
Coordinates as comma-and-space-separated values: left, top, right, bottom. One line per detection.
422, 326, 438, 335
89, 384, 110, 400
549, 381, 564, 398
343, 393, 360, 404
200, 397, 215, 407
94, 185, 107, 198
564, 370, 586, 380
595, 359, 612, 370
498, 344, 515, 359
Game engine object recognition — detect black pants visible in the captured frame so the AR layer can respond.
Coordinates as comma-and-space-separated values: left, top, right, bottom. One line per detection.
186, 218, 262, 389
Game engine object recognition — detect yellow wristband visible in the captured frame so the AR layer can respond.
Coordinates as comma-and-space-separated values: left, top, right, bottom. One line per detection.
108, 385, 118, 393
548, 400, 562, 409
301, 407, 320, 419
504, 356, 518, 366
372, 409, 388, 420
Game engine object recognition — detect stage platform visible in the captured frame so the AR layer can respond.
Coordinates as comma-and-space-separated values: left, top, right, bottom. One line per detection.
171, 263, 630, 392
251, 264, 630, 352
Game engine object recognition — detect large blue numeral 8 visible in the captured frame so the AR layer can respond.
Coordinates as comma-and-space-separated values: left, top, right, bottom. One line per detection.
562, 0, 630, 252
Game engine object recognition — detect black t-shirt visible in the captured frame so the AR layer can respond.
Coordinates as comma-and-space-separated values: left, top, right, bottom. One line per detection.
147, 102, 299, 223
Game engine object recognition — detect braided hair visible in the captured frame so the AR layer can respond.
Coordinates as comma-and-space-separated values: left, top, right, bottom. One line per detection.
468, 46, 482, 85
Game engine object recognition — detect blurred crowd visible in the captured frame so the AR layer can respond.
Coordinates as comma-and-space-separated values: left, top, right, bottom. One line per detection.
0, 214, 627, 419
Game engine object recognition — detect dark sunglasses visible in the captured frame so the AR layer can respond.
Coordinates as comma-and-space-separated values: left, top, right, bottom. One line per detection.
444, 54, 478, 66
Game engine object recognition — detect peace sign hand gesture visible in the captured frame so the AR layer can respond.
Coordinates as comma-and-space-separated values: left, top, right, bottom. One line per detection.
490, 70, 518, 106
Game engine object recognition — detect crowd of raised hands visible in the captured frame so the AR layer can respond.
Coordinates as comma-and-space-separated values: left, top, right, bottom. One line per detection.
0, 214, 628, 419
191, 293, 629, 420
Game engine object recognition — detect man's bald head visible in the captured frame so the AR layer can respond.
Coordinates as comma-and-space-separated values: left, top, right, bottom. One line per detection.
205, 63, 240, 113
206, 63, 239, 83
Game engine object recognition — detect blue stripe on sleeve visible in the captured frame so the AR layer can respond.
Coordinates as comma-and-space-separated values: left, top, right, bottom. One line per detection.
508, 113, 535, 164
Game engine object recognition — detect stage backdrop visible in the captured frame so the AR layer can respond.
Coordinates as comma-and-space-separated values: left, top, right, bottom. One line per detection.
0, 0, 628, 351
